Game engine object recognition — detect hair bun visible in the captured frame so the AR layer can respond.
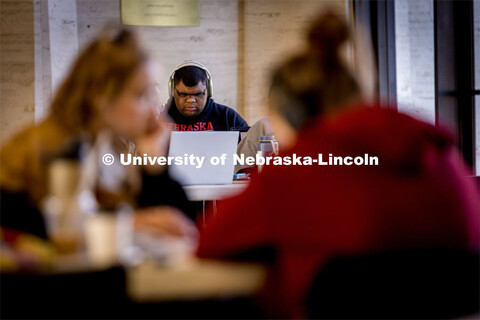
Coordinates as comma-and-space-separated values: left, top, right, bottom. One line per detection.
307, 12, 350, 57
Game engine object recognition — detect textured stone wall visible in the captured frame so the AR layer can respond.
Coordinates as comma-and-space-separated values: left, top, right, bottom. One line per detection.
1, 0, 445, 146
74, 0, 345, 124
242, 0, 346, 122
3, 0, 345, 142
75, 0, 240, 113
31, 0, 345, 128
1, 0, 35, 144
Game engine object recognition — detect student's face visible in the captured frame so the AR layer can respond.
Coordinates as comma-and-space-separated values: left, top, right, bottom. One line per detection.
104, 63, 160, 139
173, 80, 208, 117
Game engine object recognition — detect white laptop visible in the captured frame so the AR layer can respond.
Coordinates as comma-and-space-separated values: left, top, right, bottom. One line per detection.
168, 131, 239, 185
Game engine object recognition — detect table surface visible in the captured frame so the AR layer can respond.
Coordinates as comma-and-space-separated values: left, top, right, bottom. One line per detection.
7, 181, 258, 302
182, 181, 249, 201
43, 254, 266, 303
126, 258, 267, 302
125, 182, 258, 301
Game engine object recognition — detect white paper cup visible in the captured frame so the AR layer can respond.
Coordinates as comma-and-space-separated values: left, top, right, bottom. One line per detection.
84, 214, 118, 267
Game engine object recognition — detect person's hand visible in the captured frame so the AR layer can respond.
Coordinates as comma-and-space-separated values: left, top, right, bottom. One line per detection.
135, 112, 170, 157
133, 206, 198, 239
135, 113, 171, 174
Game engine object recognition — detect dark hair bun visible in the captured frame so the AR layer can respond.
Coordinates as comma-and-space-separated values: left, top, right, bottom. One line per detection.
307, 12, 350, 57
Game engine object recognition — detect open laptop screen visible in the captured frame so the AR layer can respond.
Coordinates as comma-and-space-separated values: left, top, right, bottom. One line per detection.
168, 131, 239, 185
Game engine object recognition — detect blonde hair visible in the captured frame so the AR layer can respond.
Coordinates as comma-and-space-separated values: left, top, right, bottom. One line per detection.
270, 12, 361, 130
50, 28, 148, 135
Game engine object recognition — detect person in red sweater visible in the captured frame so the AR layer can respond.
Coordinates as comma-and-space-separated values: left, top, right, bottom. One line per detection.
197, 12, 480, 318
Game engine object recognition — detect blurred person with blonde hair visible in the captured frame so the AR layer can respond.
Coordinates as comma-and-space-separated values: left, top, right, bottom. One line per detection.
0, 28, 196, 242
198, 12, 479, 318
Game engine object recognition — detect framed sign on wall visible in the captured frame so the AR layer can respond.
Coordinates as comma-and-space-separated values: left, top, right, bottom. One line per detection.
121, 0, 199, 27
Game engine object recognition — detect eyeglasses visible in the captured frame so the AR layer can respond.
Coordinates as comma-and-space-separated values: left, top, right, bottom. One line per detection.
175, 89, 206, 100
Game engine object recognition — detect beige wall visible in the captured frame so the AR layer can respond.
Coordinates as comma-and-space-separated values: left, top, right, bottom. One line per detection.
242, 0, 346, 122
1, 0, 346, 145
0, 0, 35, 144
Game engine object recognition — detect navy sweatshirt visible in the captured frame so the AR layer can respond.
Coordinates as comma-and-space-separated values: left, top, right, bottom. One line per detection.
166, 98, 248, 131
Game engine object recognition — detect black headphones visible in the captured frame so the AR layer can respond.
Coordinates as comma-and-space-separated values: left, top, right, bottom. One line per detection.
168, 60, 213, 98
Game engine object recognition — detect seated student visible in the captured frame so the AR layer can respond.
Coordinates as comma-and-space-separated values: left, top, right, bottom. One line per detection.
164, 61, 248, 131
197, 12, 480, 319
0, 28, 196, 241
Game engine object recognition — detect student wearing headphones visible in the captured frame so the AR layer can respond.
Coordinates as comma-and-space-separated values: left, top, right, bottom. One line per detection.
164, 61, 248, 131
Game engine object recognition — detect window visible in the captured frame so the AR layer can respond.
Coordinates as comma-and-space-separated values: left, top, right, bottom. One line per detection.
354, 0, 478, 174
474, 0, 480, 175
435, 0, 476, 171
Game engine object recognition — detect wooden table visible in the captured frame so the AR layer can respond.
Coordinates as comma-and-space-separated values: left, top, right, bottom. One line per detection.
126, 258, 267, 302
44, 252, 267, 303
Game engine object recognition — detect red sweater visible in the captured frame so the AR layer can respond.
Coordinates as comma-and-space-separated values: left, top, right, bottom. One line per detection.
197, 106, 480, 318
